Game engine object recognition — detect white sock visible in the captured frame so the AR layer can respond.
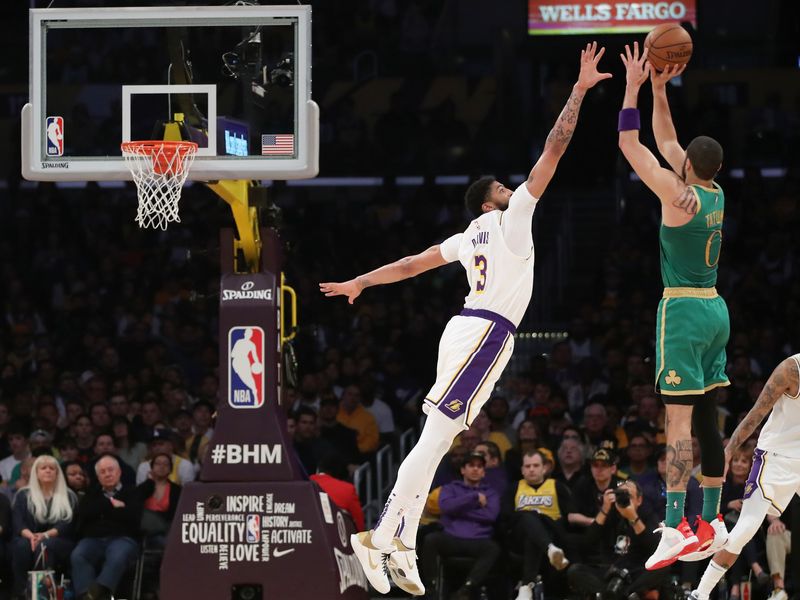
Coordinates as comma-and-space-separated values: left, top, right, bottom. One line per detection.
696, 560, 729, 599
372, 411, 462, 549
396, 486, 428, 549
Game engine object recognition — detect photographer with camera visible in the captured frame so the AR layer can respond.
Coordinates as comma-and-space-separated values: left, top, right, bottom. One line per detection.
568, 447, 627, 529
566, 479, 670, 600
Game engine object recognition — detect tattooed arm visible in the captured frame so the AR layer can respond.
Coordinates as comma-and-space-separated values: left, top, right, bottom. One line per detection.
618, 43, 693, 226
725, 357, 800, 456
526, 42, 611, 199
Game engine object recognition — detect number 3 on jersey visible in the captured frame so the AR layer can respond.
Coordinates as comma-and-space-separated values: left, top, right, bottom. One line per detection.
474, 255, 487, 293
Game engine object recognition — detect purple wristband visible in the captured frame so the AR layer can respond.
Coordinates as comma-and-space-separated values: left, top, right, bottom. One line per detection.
618, 108, 641, 132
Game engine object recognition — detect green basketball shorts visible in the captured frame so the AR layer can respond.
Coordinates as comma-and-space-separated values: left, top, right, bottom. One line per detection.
655, 287, 730, 404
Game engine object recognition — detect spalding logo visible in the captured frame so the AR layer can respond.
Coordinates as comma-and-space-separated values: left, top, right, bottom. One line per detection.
222, 281, 273, 301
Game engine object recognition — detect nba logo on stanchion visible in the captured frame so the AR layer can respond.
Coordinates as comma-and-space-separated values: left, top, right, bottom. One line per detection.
246, 514, 261, 543
45, 116, 64, 156
228, 326, 265, 409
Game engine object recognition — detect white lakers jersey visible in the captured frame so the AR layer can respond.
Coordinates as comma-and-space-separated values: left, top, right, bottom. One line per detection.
757, 354, 800, 458
440, 184, 537, 327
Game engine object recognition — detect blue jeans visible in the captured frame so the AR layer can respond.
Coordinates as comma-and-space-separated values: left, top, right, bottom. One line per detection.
70, 536, 139, 595
12, 536, 75, 594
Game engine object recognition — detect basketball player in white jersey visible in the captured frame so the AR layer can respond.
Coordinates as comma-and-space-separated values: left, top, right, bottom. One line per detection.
691, 354, 800, 600
320, 43, 612, 596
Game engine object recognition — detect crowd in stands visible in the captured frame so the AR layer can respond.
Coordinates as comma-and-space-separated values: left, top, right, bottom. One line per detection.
0, 160, 797, 599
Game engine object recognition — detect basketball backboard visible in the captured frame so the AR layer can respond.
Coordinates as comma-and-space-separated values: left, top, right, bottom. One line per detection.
22, 5, 318, 181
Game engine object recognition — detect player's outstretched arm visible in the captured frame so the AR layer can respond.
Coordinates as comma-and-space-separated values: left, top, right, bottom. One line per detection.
651, 64, 687, 173
526, 42, 612, 199
617, 43, 684, 207
725, 357, 800, 458
319, 244, 449, 304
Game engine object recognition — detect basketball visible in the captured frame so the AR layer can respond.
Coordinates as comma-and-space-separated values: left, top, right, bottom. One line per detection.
251, 362, 263, 375
644, 23, 693, 72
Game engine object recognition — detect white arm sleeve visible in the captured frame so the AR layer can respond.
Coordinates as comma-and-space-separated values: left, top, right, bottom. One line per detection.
439, 233, 463, 263
501, 183, 539, 257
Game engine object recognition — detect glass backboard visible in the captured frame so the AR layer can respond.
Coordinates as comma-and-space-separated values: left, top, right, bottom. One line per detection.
22, 5, 318, 181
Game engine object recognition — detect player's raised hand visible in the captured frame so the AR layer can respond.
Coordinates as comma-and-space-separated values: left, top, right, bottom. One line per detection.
319, 279, 362, 304
620, 42, 651, 88
576, 41, 613, 90
651, 63, 686, 89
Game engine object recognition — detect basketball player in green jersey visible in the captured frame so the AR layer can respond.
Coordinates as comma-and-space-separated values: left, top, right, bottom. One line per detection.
618, 43, 730, 570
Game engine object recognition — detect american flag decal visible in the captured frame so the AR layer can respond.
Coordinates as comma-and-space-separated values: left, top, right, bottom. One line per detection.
261, 134, 294, 155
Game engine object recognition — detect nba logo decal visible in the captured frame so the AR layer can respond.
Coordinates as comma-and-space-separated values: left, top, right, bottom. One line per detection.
228, 326, 265, 409
45, 116, 64, 156
246, 514, 261, 543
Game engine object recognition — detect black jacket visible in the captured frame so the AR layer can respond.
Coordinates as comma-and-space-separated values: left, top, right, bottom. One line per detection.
76, 483, 143, 539
583, 508, 660, 567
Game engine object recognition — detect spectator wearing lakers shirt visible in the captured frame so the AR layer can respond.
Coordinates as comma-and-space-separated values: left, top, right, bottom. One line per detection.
336, 384, 379, 457
500, 449, 572, 600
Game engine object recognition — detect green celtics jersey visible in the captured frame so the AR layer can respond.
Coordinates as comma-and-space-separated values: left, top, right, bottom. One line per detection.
659, 183, 724, 288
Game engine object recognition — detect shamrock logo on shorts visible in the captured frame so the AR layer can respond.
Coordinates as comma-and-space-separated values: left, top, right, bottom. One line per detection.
665, 370, 682, 386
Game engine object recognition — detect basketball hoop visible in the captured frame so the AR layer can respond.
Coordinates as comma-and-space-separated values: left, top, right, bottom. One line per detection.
121, 140, 198, 230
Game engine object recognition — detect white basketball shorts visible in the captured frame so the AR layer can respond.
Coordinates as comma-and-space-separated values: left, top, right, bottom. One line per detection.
422, 308, 515, 429
742, 448, 800, 516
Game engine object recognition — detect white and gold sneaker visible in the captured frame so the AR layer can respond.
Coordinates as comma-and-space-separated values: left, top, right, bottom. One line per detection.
350, 531, 393, 594
387, 538, 425, 595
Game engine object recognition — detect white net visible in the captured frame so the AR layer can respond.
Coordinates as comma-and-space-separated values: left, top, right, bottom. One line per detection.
121, 141, 198, 230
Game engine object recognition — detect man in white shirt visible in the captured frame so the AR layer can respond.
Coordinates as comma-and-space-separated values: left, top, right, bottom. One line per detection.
135, 428, 195, 485
0, 425, 30, 484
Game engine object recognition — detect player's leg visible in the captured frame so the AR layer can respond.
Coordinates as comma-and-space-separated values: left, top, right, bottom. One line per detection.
692, 391, 724, 518
692, 496, 771, 600
677, 390, 728, 561
372, 399, 465, 545
644, 400, 700, 569
649, 298, 703, 569
352, 409, 461, 593
386, 318, 514, 594
695, 452, 799, 599
664, 402, 694, 525
377, 410, 462, 595
695, 298, 730, 522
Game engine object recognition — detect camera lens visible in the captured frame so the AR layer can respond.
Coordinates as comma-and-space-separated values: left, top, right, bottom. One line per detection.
613, 488, 631, 508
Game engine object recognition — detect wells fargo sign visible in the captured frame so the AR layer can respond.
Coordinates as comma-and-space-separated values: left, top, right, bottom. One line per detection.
528, 1, 697, 35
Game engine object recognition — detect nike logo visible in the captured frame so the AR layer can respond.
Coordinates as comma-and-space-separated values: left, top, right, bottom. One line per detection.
368, 553, 381, 570
273, 547, 295, 558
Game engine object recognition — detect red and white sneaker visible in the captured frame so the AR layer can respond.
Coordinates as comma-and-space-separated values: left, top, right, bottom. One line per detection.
679, 515, 728, 562
645, 517, 699, 570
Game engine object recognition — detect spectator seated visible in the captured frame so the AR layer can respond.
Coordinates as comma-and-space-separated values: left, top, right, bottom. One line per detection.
11, 455, 78, 599
422, 451, 500, 600
71, 454, 142, 600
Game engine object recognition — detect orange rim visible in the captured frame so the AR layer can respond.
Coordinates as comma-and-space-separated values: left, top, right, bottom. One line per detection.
121, 140, 197, 175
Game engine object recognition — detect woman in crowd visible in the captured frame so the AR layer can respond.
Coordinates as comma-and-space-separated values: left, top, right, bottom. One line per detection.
11, 455, 78, 599
111, 417, 147, 471
62, 461, 89, 497
137, 452, 181, 547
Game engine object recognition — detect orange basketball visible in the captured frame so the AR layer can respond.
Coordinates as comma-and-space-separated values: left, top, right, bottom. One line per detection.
644, 23, 693, 72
